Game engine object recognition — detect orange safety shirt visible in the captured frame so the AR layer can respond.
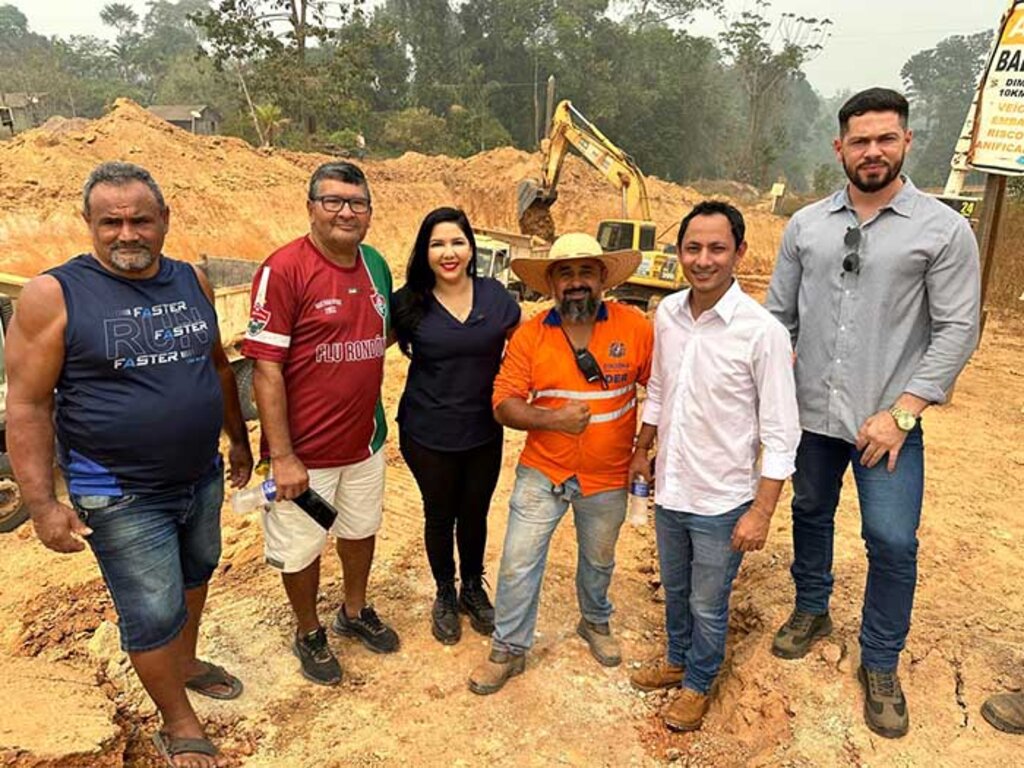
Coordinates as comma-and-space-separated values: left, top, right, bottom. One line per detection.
493, 301, 653, 495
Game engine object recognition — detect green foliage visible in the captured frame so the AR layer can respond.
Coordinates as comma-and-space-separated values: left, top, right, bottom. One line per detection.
0, 0, 987, 199
446, 104, 513, 155
719, 1, 831, 187
378, 107, 449, 154
901, 30, 992, 188
812, 162, 843, 196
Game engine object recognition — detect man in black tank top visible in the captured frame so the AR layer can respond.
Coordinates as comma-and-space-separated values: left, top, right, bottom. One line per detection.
5, 162, 252, 768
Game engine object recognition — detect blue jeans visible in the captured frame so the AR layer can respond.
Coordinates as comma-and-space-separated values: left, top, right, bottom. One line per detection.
70, 469, 224, 652
492, 465, 626, 655
790, 428, 924, 671
655, 502, 748, 694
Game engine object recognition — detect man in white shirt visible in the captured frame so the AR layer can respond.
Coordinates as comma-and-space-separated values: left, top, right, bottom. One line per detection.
628, 200, 801, 732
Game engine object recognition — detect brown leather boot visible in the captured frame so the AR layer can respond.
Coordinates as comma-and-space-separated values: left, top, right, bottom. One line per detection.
630, 658, 684, 692
468, 649, 526, 696
982, 692, 1024, 734
663, 688, 710, 732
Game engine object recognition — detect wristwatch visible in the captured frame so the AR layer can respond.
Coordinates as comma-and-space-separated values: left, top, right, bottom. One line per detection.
889, 405, 918, 432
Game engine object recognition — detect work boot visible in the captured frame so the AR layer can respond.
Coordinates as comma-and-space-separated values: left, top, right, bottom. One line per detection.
663, 688, 710, 732
292, 626, 342, 686
771, 609, 833, 659
576, 618, 622, 667
630, 658, 684, 692
459, 576, 496, 635
858, 665, 909, 738
331, 603, 400, 653
981, 692, 1024, 734
432, 581, 461, 645
468, 648, 526, 695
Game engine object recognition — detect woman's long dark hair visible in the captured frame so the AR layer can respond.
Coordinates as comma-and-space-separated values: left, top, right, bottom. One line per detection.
392, 207, 478, 357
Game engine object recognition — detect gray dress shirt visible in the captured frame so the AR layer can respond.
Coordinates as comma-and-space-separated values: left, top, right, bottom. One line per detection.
766, 177, 980, 444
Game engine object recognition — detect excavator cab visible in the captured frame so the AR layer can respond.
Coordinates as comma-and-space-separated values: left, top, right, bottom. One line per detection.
596, 220, 656, 252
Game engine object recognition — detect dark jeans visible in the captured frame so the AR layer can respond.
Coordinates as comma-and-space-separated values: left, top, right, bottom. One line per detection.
655, 502, 748, 694
399, 431, 503, 586
790, 427, 924, 671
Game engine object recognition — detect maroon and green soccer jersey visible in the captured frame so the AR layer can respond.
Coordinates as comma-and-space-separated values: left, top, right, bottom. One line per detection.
241, 235, 392, 467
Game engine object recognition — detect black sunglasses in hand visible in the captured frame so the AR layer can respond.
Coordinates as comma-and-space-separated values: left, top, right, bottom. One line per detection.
843, 226, 861, 274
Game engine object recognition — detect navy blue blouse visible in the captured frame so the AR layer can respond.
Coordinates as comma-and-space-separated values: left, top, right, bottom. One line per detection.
395, 277, 520, 451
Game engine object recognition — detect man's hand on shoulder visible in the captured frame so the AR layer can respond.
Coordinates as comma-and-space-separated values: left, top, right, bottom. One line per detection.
272, 453, 309, 501
31, 500, 92, 554
855, 410, 908, 472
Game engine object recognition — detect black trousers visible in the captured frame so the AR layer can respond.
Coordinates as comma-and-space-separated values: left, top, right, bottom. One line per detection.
399, 431, 503, 586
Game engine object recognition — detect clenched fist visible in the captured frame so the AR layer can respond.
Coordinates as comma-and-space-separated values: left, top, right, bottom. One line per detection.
551, 402, 591, 435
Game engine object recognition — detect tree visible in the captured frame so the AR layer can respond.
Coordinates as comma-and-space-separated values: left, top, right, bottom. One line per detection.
192, 1, 363, 136
253, 102, 289, 145
0, 3, 29, 39
719, 0, 830, 187
615, 0, 720, 30
901, 30, 992, 188
100, 2, 142, 82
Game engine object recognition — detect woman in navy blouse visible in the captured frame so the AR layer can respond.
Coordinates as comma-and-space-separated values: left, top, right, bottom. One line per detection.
391, 207, 521, 645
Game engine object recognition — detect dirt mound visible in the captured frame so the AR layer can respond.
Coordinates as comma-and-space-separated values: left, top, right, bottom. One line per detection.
35, 115, 92, 136
0, 99, 784, 280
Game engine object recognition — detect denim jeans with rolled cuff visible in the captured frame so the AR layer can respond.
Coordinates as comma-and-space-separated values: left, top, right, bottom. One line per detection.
491, 465, 626, 655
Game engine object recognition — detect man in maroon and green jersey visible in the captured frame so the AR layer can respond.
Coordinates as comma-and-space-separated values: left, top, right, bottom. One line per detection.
242, 162, 398, 686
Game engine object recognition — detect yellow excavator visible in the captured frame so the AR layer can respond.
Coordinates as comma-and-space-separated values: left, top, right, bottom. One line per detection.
516, 99, 684, 308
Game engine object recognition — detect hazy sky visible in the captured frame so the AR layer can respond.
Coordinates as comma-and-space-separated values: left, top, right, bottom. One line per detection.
23, 0, 1010, 96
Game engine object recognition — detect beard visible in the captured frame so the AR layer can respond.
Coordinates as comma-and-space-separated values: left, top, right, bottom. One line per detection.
109, 244, 157, 273
559, 290, 599, 323
844, 153, 904, 193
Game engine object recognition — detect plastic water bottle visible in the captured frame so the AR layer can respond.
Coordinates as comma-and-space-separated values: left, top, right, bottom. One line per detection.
628, 475, 650, 526
232, 479, 276, 514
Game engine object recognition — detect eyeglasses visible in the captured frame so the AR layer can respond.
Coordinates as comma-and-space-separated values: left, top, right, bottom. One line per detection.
843, 226, 861, 274
311, 195, 371, 214
572, 346, 608, 390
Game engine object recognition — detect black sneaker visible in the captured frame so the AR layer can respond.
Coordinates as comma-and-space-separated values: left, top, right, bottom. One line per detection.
459, 576, 495, 635
432, 581, 461, 645
771, 609, 833, 659
292, 626, 342, 686
331, 603, 400, 653
858, 665, 909, 738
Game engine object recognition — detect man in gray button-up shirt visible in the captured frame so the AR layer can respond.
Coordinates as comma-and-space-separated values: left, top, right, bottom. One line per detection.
765, 87, 980, 740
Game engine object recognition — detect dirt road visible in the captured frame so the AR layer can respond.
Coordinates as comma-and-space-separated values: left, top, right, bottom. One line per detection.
2, 299, 1022, 768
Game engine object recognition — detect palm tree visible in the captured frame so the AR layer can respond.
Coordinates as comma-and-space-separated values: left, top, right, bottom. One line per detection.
253, 103, 290, 147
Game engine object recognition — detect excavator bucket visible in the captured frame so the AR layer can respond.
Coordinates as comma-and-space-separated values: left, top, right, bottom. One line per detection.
516, 179, 558, 242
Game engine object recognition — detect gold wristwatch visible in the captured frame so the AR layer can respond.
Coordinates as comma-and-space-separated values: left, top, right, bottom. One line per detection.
889, 405, 918, 432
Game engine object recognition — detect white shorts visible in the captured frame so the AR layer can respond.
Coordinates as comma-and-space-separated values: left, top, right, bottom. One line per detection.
261, 450, 385, 573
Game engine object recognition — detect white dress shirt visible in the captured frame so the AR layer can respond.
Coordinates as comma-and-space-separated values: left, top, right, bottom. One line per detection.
643, 281, 801, 516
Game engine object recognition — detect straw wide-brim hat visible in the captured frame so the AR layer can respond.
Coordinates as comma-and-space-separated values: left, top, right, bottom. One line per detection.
511, 232, 641, 298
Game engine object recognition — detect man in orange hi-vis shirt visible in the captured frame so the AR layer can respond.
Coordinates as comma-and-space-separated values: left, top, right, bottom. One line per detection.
468, 232, 653, 695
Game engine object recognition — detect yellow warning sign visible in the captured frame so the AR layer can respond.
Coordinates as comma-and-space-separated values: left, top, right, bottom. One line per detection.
969, 2, 1024, 175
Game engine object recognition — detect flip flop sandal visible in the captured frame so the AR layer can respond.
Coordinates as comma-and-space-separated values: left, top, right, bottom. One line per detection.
151, 730, 219, 767
185, 660, 244, 700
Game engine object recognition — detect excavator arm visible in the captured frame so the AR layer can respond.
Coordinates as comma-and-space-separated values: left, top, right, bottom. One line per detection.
517, 100, 652, 237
